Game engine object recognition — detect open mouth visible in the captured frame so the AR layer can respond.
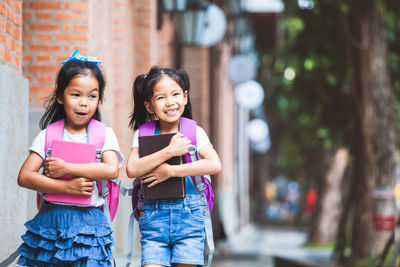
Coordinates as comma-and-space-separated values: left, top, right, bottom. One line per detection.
165, 108, 178, 115
76, 112, 88, 117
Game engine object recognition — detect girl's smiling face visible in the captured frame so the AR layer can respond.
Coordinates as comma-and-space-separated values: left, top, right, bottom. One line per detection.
145, 76, 187, 127
57, 73, 100, 133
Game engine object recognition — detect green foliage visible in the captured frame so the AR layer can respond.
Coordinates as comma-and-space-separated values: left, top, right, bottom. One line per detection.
262, 0, 400, 183
302, 242, 335, 249
262, 0, 353, 182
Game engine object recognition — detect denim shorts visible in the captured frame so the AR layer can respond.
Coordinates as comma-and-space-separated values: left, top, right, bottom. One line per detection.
138, 194, 206, 266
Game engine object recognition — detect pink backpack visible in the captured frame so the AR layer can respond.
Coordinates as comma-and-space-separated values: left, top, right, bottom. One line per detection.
36, 118, 120, 222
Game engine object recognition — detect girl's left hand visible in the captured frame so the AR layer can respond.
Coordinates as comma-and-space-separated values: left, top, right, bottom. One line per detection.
44, 157, 68, 178
141, 163, 171, 188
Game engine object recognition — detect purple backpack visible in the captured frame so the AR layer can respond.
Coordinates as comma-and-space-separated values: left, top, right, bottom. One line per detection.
36, 118, 120, 222
126, 117, 215, 267
131, 117, 214, 220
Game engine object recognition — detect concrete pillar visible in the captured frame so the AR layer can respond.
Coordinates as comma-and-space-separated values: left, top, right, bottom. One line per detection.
0, 64, 29, 260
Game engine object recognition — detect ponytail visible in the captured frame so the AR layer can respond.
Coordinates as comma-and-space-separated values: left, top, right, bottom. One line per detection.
176, 69, 192, 120
129, 75, 155, 130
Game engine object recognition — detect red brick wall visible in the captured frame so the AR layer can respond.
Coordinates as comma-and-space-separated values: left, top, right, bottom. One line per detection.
182, 47, 211, 133
108, 0, 136, 180
0, 0, 23, 72
23, 0, 90, 109
23, 0, 177, 169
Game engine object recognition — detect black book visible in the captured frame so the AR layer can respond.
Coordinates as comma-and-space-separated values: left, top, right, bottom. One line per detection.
138, 133, 185, 200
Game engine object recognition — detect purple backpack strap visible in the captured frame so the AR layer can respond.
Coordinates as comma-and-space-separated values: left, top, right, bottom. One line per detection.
180, 117, 197, 145
139, 121, 156, 137
180, 117, 215, 267
131, 121, 156, 220
180, 117, 198, 179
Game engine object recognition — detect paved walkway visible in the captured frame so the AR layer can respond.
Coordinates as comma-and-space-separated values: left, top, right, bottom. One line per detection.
115, 224, 335, 267
214, 224, 335, 267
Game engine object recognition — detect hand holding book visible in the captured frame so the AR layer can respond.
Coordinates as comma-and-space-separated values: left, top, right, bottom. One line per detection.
139, 133, 186, 200
164, 132, 192, 157
44, 157, 69, 178
141, 163, 172, 188
64, 177, 94, 196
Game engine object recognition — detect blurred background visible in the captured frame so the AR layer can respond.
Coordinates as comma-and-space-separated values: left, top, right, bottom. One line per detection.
2, 0, 400, 266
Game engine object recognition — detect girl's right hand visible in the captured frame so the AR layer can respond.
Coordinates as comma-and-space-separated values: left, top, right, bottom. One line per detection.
167, 133, 192, 156
65, 177, 94, 195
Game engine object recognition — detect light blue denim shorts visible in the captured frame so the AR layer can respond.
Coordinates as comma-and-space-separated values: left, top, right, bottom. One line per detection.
138, 193, 206, 266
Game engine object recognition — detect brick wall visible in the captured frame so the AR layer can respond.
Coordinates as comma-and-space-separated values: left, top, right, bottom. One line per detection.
0, 0, 22, 71
23, 0, 90, 110
182, 46, 211, 133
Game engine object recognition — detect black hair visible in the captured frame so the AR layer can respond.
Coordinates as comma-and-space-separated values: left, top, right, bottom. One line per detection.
129, 66, 193, 130
39, 60, 106, 129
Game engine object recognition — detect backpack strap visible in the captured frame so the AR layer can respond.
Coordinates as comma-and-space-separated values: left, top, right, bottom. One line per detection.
88, 119, 106, 159
139, 121, 156, 137
125, 179, 141, 267
0, 249, 19, 266
86, 119, 114, 224
45, 119, 65, 158
37, 119, 66, 210
126, 122, 156, 267
180, 117, 214, 267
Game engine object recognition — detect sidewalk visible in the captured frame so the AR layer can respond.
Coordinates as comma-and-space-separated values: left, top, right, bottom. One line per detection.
214, 224, 335, 267
115, 224, 335, 267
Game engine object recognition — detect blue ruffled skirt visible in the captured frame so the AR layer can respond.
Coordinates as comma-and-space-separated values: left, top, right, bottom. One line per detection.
17, 202, 114, 267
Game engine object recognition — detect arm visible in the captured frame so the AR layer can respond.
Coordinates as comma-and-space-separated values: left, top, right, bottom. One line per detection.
18, 151, 94, 195
44, 150, 119, 180
142, 144, 221, 187
126, 133, 192, 178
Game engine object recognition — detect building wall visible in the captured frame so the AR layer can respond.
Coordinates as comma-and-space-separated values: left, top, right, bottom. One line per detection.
0, 0, 22, 70
0, 0, 29, 261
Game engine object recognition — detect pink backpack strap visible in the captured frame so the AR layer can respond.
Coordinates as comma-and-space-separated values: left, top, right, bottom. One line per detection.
139, 121, 156, 137
87, 119, 106, 191
38, 119, 65, 210
88, 119, 105, 149
86, 119, 120, 223
44, 119, 65, 158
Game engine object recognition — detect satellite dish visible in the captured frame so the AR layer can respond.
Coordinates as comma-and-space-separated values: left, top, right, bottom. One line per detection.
227, 54, 257, 84
196, 4, 227, 47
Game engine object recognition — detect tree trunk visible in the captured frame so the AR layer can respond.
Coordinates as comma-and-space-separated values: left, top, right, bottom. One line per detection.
347, 0, 396, 258
308, 148, 348, 244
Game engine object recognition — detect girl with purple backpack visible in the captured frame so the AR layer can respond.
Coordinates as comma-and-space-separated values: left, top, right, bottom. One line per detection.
16, 50, 124, 266
126, 66, 221, 267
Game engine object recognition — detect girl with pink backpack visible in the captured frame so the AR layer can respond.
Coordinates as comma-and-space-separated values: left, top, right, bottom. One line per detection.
16, 50, 124, 266
126, 66, 221, 267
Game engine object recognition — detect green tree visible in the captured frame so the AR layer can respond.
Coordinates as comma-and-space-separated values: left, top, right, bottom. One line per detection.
260, 0, 398, 262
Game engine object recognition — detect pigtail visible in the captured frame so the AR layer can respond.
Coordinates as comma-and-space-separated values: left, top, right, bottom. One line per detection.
177, 69, 192, 119
129, 75, 152, 130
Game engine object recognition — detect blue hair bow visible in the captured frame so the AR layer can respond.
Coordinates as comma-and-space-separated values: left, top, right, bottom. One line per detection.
60, 49, 102, 66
